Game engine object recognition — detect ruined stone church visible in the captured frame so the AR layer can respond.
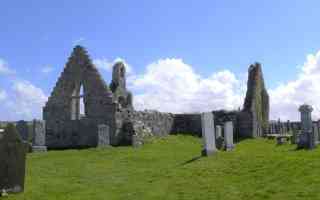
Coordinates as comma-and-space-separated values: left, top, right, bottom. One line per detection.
43, 46, 134, 148
43, 45, 270, 149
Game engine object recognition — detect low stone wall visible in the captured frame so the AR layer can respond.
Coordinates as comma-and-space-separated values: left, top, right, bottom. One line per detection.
132, 110, 174, 137
171, 114, 202, 136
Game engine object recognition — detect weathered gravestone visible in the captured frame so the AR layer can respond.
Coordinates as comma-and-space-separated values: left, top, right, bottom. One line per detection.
224, 121, 234, 151
215, 125, 224, 150
132, 134, 143, 148
215, 125, 222, 139
32, 120, 47, 152
97, 124, 110, 146
313, 123, 319, 145
0, 124, 26, 193
297, 104, 315, 149
201, 112, 217, 156
16, 120, 29, 141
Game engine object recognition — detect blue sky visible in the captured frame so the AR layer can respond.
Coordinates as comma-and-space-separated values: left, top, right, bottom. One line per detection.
1, 0, 320, 120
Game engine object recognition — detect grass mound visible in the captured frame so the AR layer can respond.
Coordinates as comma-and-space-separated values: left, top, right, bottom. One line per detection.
8, 135, 320, 200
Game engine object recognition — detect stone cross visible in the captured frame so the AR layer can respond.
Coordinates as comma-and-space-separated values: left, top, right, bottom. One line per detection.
224, 121, 234, 151
97, 124, 110, 146
298, 104, 315, 149
32, 120, 47, 152
201, 112, 217, 156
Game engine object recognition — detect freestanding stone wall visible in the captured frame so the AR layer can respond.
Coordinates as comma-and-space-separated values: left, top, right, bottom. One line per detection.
43, 46, 118, 148
238, 63, 269, 138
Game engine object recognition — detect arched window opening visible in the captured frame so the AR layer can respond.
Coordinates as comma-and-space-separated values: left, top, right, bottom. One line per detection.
120, 67, 125, 78
71, 84, 86, 120
79, 85, 85, 118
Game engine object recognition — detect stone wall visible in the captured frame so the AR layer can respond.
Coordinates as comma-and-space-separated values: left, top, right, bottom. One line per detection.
133, 110, 174, 137
171, 114, 202, 136
239, 63, 270, 138
43, 46, 118, 148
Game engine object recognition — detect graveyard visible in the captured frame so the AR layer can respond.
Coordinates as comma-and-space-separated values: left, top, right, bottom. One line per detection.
5, 135, 320, 200
3, 2, 320, 199
1, 45, 320, 200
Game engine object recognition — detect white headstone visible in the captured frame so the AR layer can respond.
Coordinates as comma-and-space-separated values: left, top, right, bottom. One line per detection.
224, 121, 234, 151
98, 124, 110, 146
201, 112, 217, 156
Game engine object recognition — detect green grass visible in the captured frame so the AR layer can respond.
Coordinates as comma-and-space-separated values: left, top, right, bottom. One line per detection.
8, 135, 320, 200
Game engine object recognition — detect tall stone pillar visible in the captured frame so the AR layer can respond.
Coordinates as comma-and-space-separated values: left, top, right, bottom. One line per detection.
298, 104, 315, 149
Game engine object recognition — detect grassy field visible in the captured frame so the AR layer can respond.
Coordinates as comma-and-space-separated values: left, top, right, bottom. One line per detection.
8, 135, 320, 200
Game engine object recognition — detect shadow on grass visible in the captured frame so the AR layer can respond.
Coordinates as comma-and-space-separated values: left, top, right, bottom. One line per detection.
180, 155, 202, 166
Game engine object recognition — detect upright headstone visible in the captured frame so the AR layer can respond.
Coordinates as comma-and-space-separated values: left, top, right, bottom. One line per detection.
132, 134, 143, 148
97, 124, 110, 146
0, 124, 26, 193
16, 121, 29, 141
313, 123, 319, 145
298, 104, 315, 149
32, 120, 47, 152
224, 121, 234, 151
215, 125, 222, 139
201, 112, 217, 156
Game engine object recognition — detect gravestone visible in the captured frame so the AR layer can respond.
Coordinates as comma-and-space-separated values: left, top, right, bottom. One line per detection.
297, 104, 315, 149
201, 112, 217, 156
215, 125, 222, 139
313, 123, 319, 145
16, 120, 29, 141
291, 129, 299, 144
224, 121, 234, 151
132, 134, 143, 148
32, 120, 47, 152
276, 137, 287, 145
0, 124, 26, 193
97, 124, 110, 146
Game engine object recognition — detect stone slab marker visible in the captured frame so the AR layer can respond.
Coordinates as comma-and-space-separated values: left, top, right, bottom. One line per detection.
32, 120, 47, 152
132, 135, 143, 148
297, 104, 315, 149
0, 124, 26, 193
97, 124, 110, 146
215, 125, 222, 139
224, 121, 235, 151
313, 123, 319, 145
201, 112, 217, 156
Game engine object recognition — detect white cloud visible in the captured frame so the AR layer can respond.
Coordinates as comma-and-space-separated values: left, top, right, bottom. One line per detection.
41, 65, 54, 74
0, 58, 15, 75
93, 57, 132, 74
269, 50, 320, 121
0, 89, 7, 101
72, 37, 85, 45
5, 81, 47, 120
130, 58, 244, 113
93, 58, 112, 71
